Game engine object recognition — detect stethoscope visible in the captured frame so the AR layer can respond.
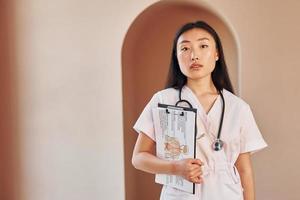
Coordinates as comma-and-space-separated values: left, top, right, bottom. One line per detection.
175, 87, 225, 151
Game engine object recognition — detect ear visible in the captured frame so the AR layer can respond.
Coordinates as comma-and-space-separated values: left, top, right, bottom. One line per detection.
215, 52, 219, 61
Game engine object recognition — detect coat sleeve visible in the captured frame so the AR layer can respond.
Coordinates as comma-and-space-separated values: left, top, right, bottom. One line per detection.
133, 92, 160, 142
240, 104, 268, 154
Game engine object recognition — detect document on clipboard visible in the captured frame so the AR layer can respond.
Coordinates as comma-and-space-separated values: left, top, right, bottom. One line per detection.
152, 103, 197, 194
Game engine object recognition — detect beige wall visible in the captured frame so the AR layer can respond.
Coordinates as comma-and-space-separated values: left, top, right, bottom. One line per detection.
14, 0, 300, 200
15, 0, 140, 199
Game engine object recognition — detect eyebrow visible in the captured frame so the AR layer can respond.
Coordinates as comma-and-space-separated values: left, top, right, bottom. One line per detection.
178, 37, 210, 44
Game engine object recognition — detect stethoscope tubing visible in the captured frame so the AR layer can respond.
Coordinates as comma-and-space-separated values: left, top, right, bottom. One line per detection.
176, 87, 225, 151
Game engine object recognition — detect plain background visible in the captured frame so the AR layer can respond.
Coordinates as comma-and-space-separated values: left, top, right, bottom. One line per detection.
1, 0, 299, 200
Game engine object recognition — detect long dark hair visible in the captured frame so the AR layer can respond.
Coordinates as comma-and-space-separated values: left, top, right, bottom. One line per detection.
165, 21, 234, 94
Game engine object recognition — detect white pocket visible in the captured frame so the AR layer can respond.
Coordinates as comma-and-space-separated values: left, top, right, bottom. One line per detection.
217, 168, 243, 199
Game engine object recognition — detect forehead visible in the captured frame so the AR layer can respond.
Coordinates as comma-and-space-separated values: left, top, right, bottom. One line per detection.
177, 28, 215, 45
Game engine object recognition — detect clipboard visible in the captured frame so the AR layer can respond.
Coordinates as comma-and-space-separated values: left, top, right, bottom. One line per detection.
152, 103, 197, 194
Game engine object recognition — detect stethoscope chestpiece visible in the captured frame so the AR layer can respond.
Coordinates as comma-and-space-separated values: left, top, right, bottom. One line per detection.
212, 139, 224, 151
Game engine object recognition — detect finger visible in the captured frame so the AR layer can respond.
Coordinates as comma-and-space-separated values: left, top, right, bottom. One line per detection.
194, 168, 203, 176
189, 164, 202, 172
187, 167, 199, 176
191, 176, 203, 184
191, 159, 203, 166
189, 169, 202, 178
195, 177, 203, 184
189, 166, 201, 174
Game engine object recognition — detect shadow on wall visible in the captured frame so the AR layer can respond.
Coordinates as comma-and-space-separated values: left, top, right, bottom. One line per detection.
0, 1, 18, 200
121, 1, 239, 199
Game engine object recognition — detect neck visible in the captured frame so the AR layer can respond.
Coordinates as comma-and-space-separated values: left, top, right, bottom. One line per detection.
186, 76, 217, 96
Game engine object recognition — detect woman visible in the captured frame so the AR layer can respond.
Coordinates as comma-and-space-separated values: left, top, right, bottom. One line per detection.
132, 21, 267, 200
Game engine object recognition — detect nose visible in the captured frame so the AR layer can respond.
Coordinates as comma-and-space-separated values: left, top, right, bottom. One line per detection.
191, 50, 200, 61
191, 56, 199, 61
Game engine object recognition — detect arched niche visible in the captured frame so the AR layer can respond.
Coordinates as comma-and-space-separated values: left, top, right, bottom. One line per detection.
122, 1, 239, 199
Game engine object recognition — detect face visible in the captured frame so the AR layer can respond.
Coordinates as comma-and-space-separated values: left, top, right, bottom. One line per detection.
176, 28, 219, 81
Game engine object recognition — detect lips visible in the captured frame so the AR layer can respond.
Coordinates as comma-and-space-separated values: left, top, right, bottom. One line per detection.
190, 63, 203, 69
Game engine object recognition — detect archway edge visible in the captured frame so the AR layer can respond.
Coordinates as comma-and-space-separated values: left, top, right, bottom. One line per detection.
122, 0, 241, 94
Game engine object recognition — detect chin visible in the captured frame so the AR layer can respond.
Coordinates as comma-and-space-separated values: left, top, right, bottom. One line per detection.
187, 73, 208, 80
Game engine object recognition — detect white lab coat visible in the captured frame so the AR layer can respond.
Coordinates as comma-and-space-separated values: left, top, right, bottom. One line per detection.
133, 85, 267, 200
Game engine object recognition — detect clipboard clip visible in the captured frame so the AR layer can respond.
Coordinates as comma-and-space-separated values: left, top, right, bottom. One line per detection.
166, 108, 184, 116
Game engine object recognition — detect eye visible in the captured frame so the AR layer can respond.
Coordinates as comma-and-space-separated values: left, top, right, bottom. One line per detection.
200, 44, 209, 48
181, 47, 189, 52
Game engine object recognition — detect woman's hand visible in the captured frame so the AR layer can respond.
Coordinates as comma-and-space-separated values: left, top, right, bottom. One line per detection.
173, 158, 203, 184
132, 132, 203, 184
